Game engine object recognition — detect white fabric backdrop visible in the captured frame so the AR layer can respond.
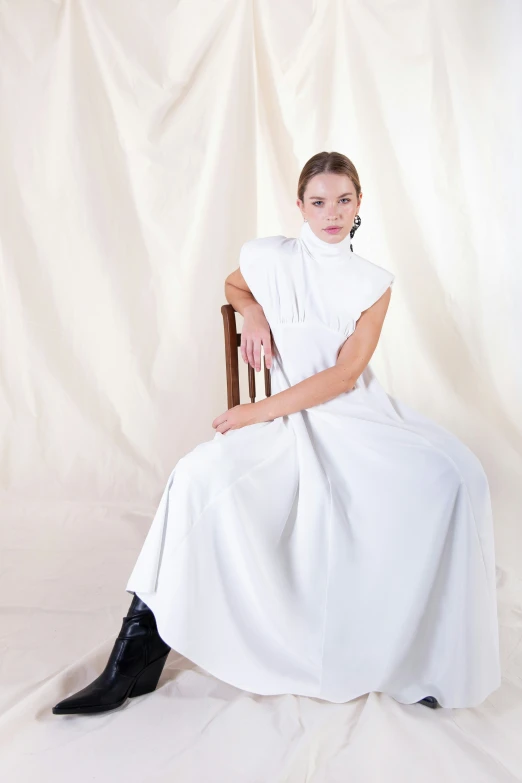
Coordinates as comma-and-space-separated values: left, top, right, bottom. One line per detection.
1, 0, 521, 780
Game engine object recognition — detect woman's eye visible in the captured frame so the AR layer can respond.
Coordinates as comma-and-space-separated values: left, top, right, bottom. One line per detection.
312, 198, 351, 206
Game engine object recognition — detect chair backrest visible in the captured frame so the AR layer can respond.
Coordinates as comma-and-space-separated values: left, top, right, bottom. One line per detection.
221, 304, 272, 408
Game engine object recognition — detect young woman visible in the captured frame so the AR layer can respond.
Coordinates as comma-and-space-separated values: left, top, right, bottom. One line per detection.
53, 151, 501, 715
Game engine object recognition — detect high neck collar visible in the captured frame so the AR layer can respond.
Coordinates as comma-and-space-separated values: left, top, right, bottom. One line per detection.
299, 220, 353, 263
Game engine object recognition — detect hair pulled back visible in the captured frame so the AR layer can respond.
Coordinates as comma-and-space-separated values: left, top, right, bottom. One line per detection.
297, 151, 361, 202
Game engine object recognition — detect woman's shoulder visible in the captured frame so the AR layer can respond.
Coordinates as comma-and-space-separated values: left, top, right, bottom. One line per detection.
238, 235, 295, 312
351, 251, 394, 279
349, 252, 396, 311
240, 234, 297, 258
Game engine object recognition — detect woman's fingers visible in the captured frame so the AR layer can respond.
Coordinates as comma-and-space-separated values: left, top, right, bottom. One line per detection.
262, 333, 272, 369
240, 333, 253, 366
241, 331, 272, 371
246, 337, 255, 368
253, 340, 262, 372
240, 337, 248, 365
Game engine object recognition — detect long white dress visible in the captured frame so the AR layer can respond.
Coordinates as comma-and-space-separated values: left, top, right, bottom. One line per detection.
126, 221, 501, 709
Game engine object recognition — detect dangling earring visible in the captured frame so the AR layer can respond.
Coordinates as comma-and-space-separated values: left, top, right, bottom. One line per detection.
350, 214, 361, 239
303, 218, 308, 222
349, 214, 361, 251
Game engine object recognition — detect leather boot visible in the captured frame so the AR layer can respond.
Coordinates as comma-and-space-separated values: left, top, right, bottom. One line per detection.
417, 696, 440, 709
52, 593, 171, 715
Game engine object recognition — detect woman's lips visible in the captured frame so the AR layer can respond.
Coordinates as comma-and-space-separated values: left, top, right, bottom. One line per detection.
324, 226, 342, 234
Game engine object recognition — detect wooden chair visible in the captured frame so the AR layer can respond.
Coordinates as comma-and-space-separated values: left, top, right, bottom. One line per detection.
221, 304, 272, 408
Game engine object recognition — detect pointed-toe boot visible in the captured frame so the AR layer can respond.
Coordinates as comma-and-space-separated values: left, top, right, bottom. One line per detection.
52, 593, 171, 715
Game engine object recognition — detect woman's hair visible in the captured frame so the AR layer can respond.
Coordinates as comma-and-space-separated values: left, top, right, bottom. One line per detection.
297, 151, 361, 202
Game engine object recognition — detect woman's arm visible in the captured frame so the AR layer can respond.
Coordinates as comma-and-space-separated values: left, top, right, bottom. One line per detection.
225, 268, 273, 370
224, 268, 260, 318
212, 285, 392, 434
255, 287, 392, 422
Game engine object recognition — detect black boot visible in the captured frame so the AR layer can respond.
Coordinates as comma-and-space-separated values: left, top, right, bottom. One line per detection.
417, 696, 440, 709
52, 593, 171, 715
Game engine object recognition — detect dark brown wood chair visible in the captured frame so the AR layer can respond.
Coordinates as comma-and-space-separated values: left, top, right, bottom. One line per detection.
221, 304, 272, 408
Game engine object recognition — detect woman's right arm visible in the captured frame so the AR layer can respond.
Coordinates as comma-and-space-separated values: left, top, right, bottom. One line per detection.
224, 268, 273, 372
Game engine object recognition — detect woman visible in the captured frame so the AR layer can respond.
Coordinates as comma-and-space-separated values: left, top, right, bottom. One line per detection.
53, 151, 501, 715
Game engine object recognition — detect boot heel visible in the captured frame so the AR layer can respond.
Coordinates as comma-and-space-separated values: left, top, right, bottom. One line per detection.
128, 652, 170, 698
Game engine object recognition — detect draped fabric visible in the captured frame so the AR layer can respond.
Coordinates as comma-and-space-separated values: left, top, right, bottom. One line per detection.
1, 1, 521, 781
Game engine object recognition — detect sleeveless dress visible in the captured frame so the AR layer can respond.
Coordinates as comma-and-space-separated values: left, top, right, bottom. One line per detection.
126, 220, 501, 709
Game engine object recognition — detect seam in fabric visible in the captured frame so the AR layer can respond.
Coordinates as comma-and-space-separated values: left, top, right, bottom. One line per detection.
306, 409, 493, 600
169, 435, 294, 553
459, 480, 493, 600
269, 319, 354, 338
388, 422, 492, 598
318, 468, 334, 697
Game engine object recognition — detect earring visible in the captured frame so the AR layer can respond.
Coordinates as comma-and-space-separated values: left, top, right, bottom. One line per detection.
349, 214, 361, 252
303, 218, 308, 222
349, 214, 361, 239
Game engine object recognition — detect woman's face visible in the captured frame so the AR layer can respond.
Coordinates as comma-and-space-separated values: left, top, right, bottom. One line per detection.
297, 172, 362, 244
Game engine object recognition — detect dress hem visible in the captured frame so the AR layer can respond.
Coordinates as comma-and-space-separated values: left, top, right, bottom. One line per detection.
127, 588, 501, 711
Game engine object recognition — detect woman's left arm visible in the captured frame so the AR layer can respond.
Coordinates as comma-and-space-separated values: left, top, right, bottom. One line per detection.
212, 287, 392, 433
257, 287, 392, 421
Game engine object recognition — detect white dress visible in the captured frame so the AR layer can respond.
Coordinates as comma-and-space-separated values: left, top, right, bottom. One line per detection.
126, 220, 501, 709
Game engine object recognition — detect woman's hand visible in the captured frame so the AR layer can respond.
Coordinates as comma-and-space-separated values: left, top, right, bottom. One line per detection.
241, 303, 273, 372
211, 304, 274, 435
212, 403, 266, 435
